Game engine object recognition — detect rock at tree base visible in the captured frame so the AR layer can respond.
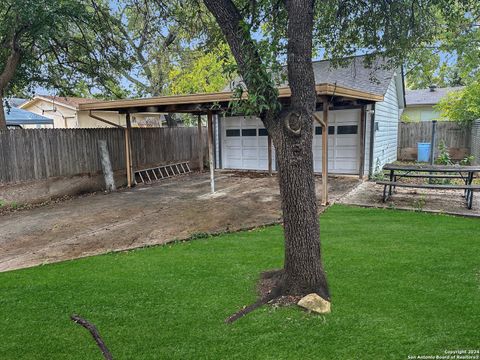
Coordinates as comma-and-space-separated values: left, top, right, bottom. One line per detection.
297, 293, 331, 314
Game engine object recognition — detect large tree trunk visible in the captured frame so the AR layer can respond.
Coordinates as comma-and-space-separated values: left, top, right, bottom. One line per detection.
204, 0, 329, 301
276, 0, 329, 299
273, 116, 329, 299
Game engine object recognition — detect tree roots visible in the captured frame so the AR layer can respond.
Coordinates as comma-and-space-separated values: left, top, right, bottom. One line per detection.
225, 269, 331, 323
225, 270, 285, 324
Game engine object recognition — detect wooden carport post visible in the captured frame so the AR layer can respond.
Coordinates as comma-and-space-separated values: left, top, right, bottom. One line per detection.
313, 98, 329, 206
267, 135, 273, 176
197, 115, 204, 172
207, 111, 215, 193
359, 105, 366, 179
125, 113, 134, 187
321, 98, 329, 206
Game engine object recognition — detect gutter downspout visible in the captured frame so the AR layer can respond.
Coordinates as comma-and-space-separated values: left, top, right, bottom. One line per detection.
368, 103, 376, 178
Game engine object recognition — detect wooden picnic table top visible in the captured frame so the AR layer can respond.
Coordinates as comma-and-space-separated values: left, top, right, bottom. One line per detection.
383, 163, 480, 173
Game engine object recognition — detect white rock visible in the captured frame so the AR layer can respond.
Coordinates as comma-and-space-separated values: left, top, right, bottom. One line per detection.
297, 293, 331, 314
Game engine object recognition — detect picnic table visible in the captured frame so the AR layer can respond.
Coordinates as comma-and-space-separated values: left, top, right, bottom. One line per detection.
376, 163, 480, 209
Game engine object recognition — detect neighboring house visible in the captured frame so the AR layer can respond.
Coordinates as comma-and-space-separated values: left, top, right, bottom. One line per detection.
403, 85, 464, 122
4, 106, 54, 129
20, 95, 166, 128
20, 95, 127, 128
218, 55, 405, 176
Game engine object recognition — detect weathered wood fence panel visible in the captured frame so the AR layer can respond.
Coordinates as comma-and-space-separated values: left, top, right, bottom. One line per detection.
398, 121, 471, 160
0, 127, 207, 184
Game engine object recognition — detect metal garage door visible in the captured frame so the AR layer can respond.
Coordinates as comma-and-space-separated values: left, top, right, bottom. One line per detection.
221, 116, 274, 170
313, 109, 360, 174
222, 110, 359, 174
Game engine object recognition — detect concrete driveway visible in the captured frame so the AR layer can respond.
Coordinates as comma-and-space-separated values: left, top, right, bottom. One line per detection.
0, 172, 359, 272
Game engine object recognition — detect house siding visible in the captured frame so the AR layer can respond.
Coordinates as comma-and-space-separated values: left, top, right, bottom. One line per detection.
402, 105, 441, 122
368, 77, 400, 175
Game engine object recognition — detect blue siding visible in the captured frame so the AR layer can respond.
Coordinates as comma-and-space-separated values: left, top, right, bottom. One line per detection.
369, 77, 400, 174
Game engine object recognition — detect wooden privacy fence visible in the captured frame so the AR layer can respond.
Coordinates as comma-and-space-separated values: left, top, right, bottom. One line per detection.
0, 127, 206, 184
398, 121, 471, 161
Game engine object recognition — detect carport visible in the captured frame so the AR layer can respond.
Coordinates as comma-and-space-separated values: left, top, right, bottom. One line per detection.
79, 84, 382, 205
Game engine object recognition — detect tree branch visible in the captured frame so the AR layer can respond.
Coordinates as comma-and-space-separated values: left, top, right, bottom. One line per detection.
70, 315, 113, 360
202, 0, 279, 126
0, 29, 23, 93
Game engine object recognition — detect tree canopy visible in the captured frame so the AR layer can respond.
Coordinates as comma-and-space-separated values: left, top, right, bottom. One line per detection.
436, 81, 480, 125
404, 4, 479, 89
85, 0, 232, 98
0, 0, 129, 127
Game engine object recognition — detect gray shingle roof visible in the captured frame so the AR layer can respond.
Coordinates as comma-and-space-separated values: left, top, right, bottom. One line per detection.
311, 56, 396, 96
226, 55, 397, 97
405, 86, 464, 106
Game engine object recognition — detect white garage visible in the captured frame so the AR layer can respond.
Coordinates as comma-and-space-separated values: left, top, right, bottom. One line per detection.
312, 109, 360, 174
220, 109, 361, 175
221, 116, 275, 171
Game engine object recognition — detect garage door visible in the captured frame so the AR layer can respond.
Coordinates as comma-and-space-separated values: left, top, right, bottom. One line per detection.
221, 116, 274, 170
222, 110, 359, 174
313, 109, 360, 174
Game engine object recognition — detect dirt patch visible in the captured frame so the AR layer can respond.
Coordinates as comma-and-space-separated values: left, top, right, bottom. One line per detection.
0, 172, 359, 272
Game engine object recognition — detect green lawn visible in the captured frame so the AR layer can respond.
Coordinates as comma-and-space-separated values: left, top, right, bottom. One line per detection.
1, 205, 479, 359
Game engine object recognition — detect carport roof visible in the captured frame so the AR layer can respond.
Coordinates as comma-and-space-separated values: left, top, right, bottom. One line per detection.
78, 83, 384, 114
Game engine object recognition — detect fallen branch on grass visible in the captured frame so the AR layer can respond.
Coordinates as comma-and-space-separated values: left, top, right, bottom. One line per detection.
225, 270, 286, 323
70, 315, 113, 360
225, 289, 281, 323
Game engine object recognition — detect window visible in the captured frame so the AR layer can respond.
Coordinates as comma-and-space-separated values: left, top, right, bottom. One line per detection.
259, 128, 268, 136
316, 126, 334, 134
226, 129, 240, 137
337, 125, 358, 135
242, 128, 257, 136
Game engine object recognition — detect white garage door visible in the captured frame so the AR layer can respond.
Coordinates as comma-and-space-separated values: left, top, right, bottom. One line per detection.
222, 110, 359, 174
222, 116, 275, 170
313, 109, 360, 174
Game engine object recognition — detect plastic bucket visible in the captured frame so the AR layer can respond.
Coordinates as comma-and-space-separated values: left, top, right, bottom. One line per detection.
417, 142, 431, 162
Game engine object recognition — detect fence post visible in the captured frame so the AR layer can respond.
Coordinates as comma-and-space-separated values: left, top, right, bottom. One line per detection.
430, 120, 437, 165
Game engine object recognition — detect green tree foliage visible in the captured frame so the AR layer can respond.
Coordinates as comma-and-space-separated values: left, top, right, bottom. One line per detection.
404, 5, 480, 89
168, 43, 234, 95
94, 0, 230, 97
201, 0, 480, 116
435, 81, 480, 124
0, 0, 128, 127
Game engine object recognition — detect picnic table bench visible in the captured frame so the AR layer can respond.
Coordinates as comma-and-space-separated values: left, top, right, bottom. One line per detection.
376, 163, 480, 209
